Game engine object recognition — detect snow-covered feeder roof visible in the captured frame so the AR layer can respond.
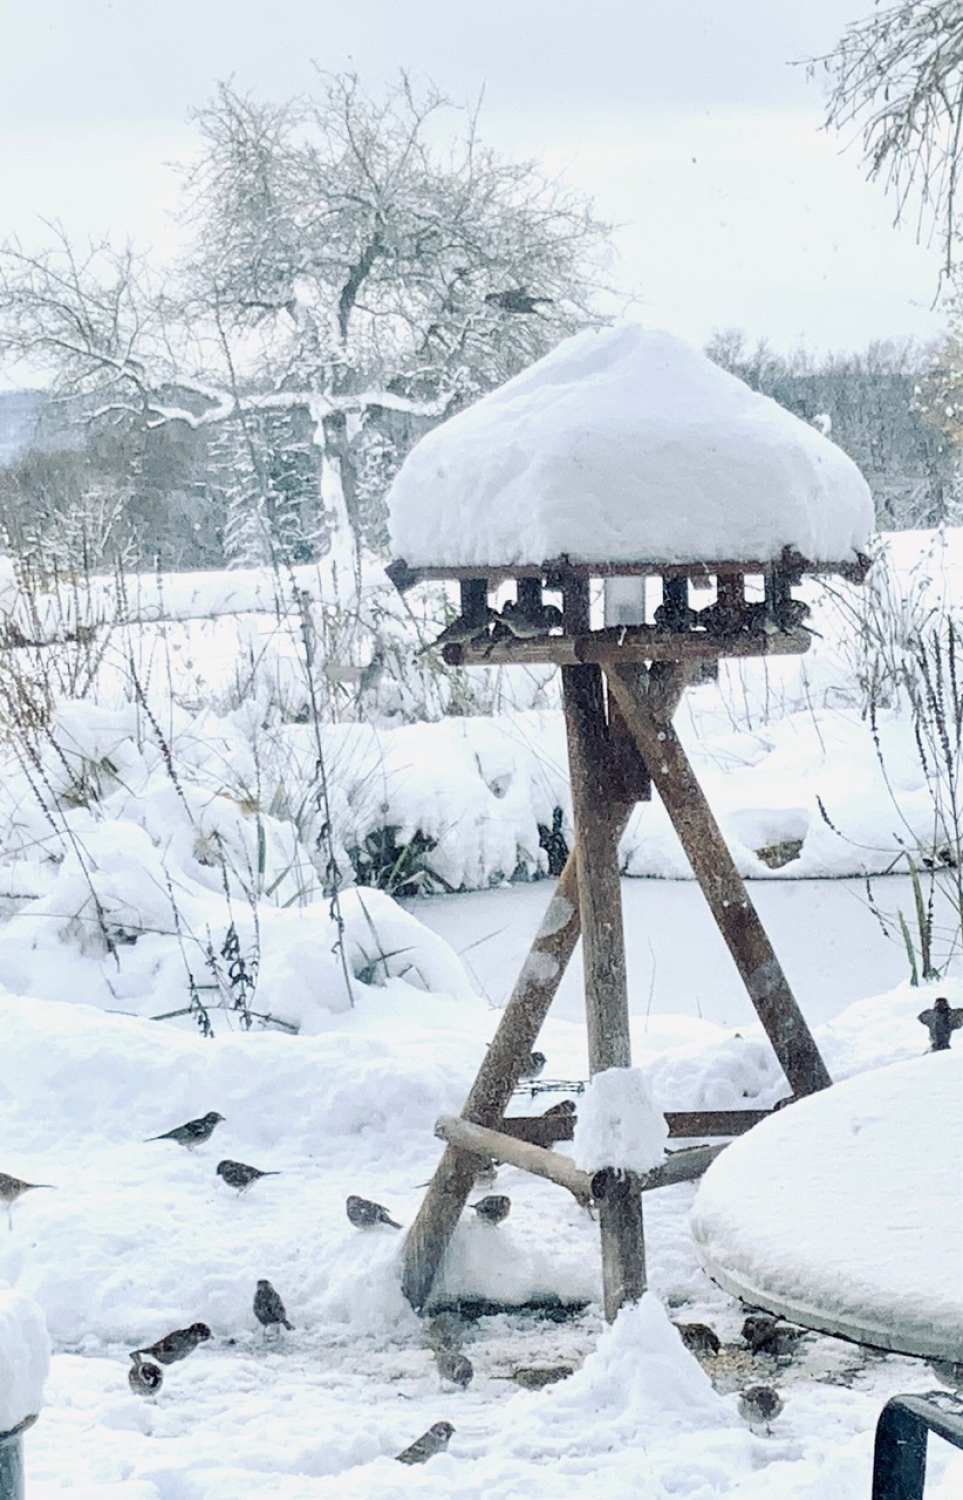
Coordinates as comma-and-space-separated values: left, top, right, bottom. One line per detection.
387, 323, 874, 571
691, 1050, 963, 1358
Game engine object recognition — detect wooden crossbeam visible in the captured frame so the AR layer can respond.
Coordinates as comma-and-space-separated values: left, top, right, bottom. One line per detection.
442, 624, 811, 668
434, 1116, 593, 1204
504, 1108, 776, 1144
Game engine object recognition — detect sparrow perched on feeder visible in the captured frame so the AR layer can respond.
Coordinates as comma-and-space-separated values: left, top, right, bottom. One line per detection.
470, 1194, 511, 1225
436, 1348, 474, 1388
738, 1384, 784, 1433
421, 611, 494, 654
128, 1354, 164, 1398
0, 1173, 53, 1229
395, 1420, 454, 1464
131, 1322, 212, 1365
742, 1314, 805, 1359
145, 1111, 225, 1149
346, 1194, 402, 1229
676, 1322, 721, 1356
254, 1279, 294, 1332
216, 1160, 280, 1194
918, 996, 963, 1051
497, 600, 564, 639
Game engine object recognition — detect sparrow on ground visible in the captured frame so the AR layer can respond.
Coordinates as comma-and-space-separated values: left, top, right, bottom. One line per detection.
395, 1421, 454, 1464
436, 1348, 473, 1388
216, 1159, 280, 1193
919, 996, 963, 1051
346, 1194, 402, 1229
254, 1279, 294, 1331
676, 1322, 721, 1356
742, 1315, 805, 1359
425, 1311, 465, 1351
738, 1384, 784, 1432
470, 1194, 511, 1225
128, 1355, 164, 1398
131, 1322, 212, 1365
146, 1112, 225, 1149
507, 1365, 574, 1389
0, 1173, 53, 1229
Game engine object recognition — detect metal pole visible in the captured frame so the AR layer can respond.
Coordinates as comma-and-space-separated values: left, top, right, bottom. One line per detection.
0, 1415, 35, 1500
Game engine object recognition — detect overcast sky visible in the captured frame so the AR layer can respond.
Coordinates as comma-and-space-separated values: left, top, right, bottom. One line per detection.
0, 0, 949, 381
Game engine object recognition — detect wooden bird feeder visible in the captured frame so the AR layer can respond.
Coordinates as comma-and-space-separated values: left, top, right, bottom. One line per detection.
384, 325, 875, 1323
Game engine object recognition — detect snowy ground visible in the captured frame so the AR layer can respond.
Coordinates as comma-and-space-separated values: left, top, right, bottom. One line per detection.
1, 525, 962, 1494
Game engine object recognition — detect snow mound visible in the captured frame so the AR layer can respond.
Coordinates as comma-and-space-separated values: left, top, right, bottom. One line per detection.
572, 1066, 668, 1173
691, 1049, 963, 1357
388, 323, 874, 568
0, 1287, 49, 1431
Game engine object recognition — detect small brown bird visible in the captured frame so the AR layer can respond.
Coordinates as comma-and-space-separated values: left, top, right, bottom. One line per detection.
919, 996, 963, 1051
470, 1194, 511, 1225
346, 1194, 401, 1229
738, 1384, 784, 1432
128, 1355, 163, 1399
742, 1315, 805, 1359
0, 1173, 53, 1230
131, 1322, 212, 1366
508, 1364, 574, 1389
216, 1160, 280, 1194
425, 1311, 465, 1352
542, 1099, 577, 1118
254, 1279, 294, 1331
522, 1051, 547, 1079
484, 288, 554, 315
395, 1420, 454, 1464
676, 1322, 721, 1356
436, 1348, 473, 1388
146, 1112, 224, 1149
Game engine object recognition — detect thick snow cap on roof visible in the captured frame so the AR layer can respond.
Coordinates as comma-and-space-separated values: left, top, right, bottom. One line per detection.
387, 323, 875, 569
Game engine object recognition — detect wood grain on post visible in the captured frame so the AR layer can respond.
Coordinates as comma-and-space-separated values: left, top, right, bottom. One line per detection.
604, 662, 831, 1098
562, 652, 646, 1319
434, 1116, 593, 1204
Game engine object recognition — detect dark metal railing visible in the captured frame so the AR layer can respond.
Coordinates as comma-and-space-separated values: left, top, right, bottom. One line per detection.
872, 1393, 963, 1500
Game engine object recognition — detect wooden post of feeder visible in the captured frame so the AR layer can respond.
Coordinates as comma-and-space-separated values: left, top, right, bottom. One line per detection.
561, 578, 647, 1320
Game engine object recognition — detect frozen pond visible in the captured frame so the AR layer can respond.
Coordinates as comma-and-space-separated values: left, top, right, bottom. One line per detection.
404, 874, 945, 1032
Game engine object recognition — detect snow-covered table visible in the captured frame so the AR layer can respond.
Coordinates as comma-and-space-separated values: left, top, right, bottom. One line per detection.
691, 1050, 963, 1358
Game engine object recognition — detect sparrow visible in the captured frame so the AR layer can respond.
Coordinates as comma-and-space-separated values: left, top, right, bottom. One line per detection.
216, 1160, 280, 1194
395, 1420, 454, 1464
436, 1348, 473, 1388
146, 1112, 225, 1149
0, 1173, 53, 1229
742, 1315, 805, 1359
346, 1194, 402, 1229
498, 600, 564, 639
421, 611, 494, 654
254, 1279, 294, 1331
484, 288, 553, 314
507, 1365, 574, 1389
676, 1322, 721, 1356
470, 1194, 511, 1225
542, 1099, 577, 1117
128, 1355, 164, 1399
738, 1384, 784, 1432
522, 1051, 546, 1079
131, 1322, 212, 1365
425, 1311, 465, 1352
919, 996, 963, 1051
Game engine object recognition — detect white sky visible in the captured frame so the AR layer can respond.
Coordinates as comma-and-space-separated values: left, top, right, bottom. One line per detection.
0, 0, 949, 385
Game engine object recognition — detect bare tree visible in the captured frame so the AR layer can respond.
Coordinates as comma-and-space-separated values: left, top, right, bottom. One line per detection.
816, 1, 963, 274
0, 73, 611, 573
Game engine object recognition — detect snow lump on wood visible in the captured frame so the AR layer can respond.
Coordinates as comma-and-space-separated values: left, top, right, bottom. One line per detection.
573, 1065, 668, 1174
387, 322, 874, 568
0, 1288, 49, 1432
